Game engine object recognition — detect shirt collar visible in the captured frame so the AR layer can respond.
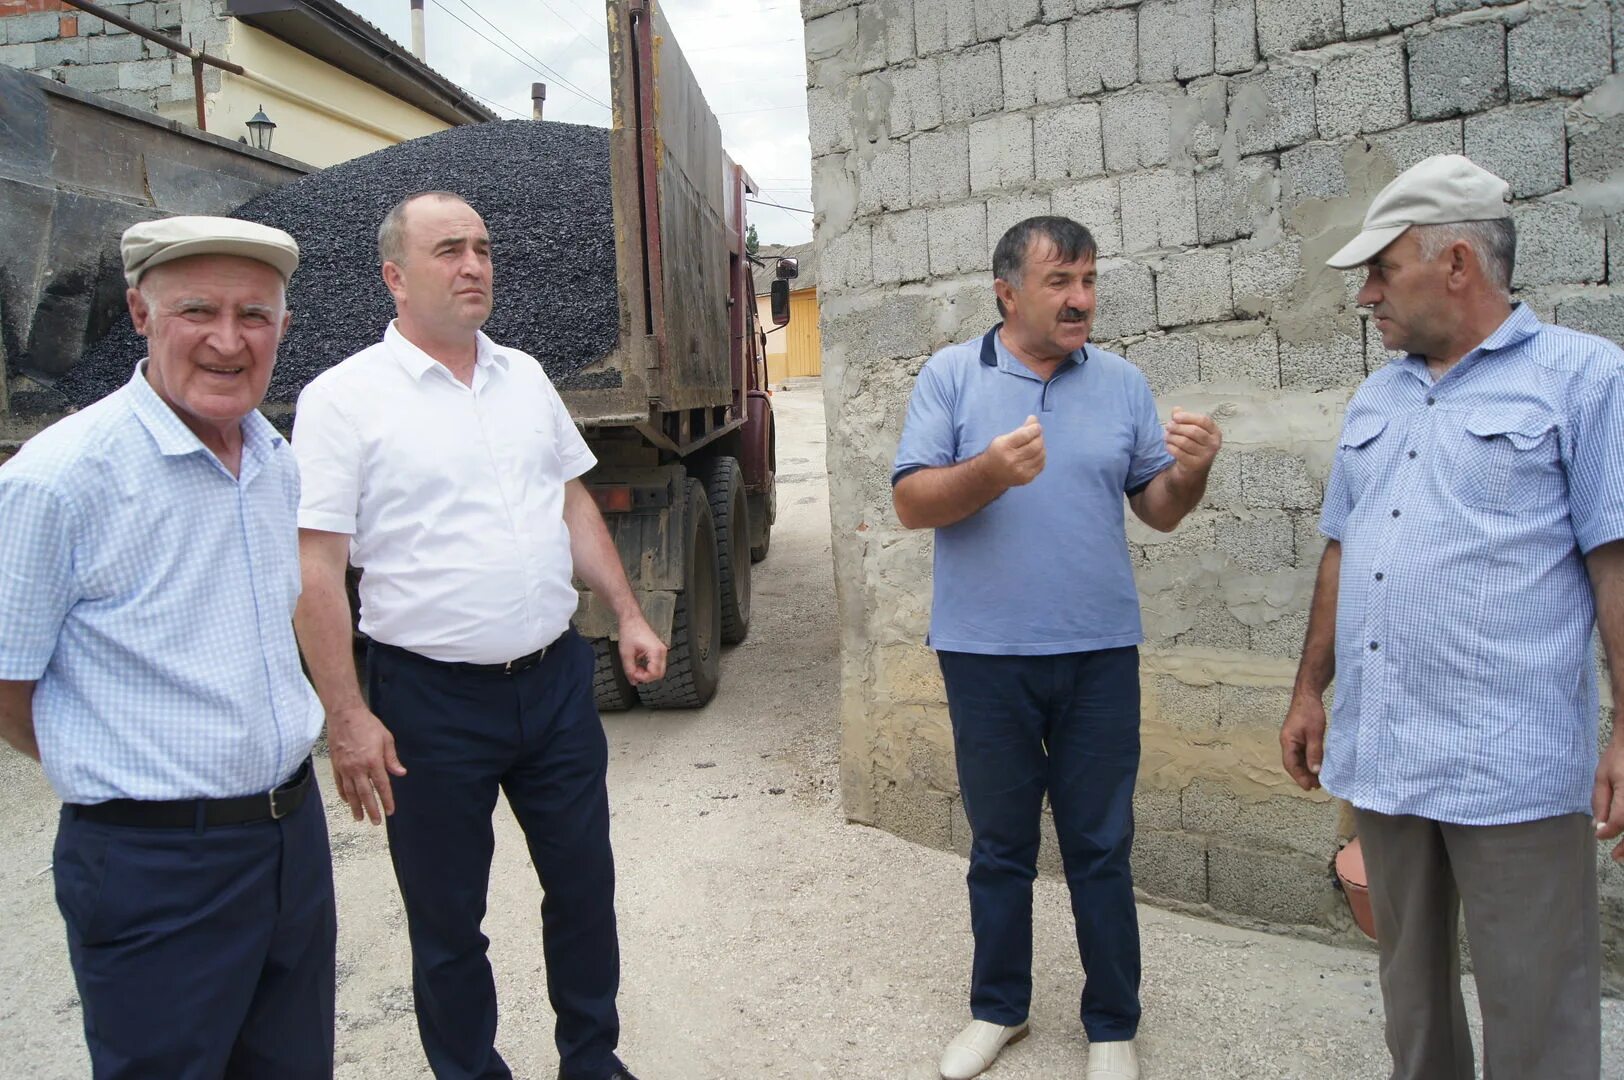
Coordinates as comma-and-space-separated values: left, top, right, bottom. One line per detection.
980, 322, 1086, 379
1396, 302, 1541, 377
384, 320, 510, 382
124, 361, 284, 474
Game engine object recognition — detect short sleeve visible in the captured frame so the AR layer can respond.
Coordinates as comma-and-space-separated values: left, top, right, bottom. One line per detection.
0, 478, 79, 680
1124, 371, 1174, 496
892, 362, 958, 484
291, 381, 362, 535
545, 379, 596, 482
1566, 364, 1624, 554
1318, 450, 1351, 542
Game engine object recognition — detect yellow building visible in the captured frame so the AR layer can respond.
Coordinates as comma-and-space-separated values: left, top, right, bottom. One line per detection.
753, 242, 821, 384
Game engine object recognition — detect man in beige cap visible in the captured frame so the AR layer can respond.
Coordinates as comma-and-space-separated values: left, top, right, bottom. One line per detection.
1280, 155, 1624, 1078
0, 216, 334, 1077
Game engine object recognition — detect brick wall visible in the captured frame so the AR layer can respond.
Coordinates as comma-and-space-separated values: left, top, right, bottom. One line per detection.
809, 0, 1623, 962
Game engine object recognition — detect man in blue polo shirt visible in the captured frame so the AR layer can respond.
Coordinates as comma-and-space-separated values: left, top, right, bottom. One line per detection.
893, 216, 1222, 1080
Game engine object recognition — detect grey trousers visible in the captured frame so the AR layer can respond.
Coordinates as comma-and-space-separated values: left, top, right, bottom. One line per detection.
1355, 809, 1601, 1080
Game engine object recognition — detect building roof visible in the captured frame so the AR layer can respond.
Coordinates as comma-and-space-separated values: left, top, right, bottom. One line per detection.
222, 0, 497, 126
752, 241, 817, 295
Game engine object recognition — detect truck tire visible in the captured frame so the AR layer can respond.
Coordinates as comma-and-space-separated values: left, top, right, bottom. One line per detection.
748, 483, 774, 563
637, 479, 721, 709
700, 456, 751, 644
591, 636, 640, 713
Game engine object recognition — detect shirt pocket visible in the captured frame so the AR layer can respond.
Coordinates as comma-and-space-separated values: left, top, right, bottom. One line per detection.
1451, 408, 1560, 511
1337, 412, 1389, 505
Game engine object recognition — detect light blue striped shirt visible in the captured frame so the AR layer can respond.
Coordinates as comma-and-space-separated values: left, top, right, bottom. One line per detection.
0, 365, 322, 803
1320, 305, 1624, 825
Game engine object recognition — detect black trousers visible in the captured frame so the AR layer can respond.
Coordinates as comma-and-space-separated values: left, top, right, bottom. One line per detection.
369, 628, 623, 1080
53, 775, 336, 1079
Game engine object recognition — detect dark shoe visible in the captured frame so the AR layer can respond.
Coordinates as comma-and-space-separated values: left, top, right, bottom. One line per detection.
607, 1071, 640, 1080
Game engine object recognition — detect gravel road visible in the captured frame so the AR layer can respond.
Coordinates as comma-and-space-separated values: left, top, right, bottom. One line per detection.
2, 377, 1620, 1078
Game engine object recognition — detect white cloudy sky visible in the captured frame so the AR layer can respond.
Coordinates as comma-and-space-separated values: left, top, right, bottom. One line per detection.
340, 0, 815, 245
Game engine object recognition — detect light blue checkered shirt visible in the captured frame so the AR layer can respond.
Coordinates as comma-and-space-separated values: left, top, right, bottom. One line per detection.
0, 365, 322, 803
1319, 305, 1624, 825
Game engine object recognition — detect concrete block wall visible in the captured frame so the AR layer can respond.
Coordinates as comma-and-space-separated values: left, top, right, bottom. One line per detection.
0, 0, 230, 116
808, 0, 1624, 960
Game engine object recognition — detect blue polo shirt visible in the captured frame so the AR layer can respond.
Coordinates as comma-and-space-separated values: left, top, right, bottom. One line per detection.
893, 325, 1174, 655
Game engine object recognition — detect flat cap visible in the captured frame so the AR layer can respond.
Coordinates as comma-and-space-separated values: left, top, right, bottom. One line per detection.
1326, 154, 1511, 269
121, 215, 300, 288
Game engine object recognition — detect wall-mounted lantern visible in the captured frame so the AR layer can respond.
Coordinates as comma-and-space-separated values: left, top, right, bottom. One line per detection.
245, 105, 276, 152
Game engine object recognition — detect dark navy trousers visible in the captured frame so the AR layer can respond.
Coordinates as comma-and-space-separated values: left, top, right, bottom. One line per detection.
937, 645, 1142, 1043
369, 628, 622, 1080
52, 774, 337, 1079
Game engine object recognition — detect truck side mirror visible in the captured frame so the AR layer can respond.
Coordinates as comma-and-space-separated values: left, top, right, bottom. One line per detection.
776, 257, 799, 281
770, 279, 791, 326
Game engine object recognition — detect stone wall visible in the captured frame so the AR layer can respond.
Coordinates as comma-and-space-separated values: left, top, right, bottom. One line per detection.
807, 0, 1624, 960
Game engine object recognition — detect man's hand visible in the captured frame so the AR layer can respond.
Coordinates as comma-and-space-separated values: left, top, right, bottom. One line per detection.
985, 415, 1045, 487
326, 703, 406, 824
1595, 738, 1624, 860
1165, 407, 1222, 474
618, 614, 668, 685
1280, 693, 1327, 792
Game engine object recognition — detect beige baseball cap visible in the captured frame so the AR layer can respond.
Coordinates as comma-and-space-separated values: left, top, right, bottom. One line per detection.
120, 215, 300, 288
1325, 154, 1511, 269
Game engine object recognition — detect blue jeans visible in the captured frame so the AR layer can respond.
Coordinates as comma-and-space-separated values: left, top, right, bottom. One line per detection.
937, 646, 1142, 1043
370, 629, 623, 1080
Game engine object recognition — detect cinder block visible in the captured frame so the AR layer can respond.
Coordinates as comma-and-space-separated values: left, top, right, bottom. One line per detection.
1176, 77, 1228, 164
1555, 295, 1624, 348
1042, 0, 1075, 18
1408, 22, 1506, 120
807, 84, 854, 155
1290, 508, 1328, 564
856, 0, 889, 72
1066, 7, 1138, 95
1052, 177, 1123, 255
1121, 170, 1198, 252
1241, 446, 1322, 509
885, 60, 943, 135
1342, 0, 1432, 38
939, 42, 1003, 122
969, 113, 1034, 194
1255, 0, 1341, 56
856, 138, 912, 215
821, 223, 875, 289
1092, 257, 1158, 341
1232, 239, 1302, 316
1138, 0, 1215, 83
873, 785, 956, 851
1034, 101, 1104, 181
1250, 606, 1311, 656
1230, 67, 1317, 155
1315, 43, 1408, 140
1214, 0, 1257, 72
1508, 1, 1611, 102
1101, 88, 1174, 172
1434, 0, 1516, 12
1157, 249, 1233, 326
986, 192, 1053, 248
1195, 157, 1278, 244
824, 286, 939, 360
1001, 21, 1068, 108
118, 56, 172, 91
1128, 333, 1200, 393
1208, 841, 1336, 925
1173, 596, 1254, 651
1213, 509, 1297, 574
1133, 829, 1209, 904
1183, 778, 1339, 856
5, 11, 63, 43
1511, 200, 1606, 288
35, 37, 88, 66
1135, 787, 1184, 831
915, 0, 978, 55
1611, 215, 1624, 285
1197, 322, 1280, 386
1280, 141, 1348, 212
86, 30, 145, 63
58, 60, 120, 91
1280, 317, 1366, 390
1463, 103, 1566, 198
0, 41, 37, 67
100, 87, 159, 111
909, 127, 970, 204
975, 0, 1043, 40
928, 202, 990, 275
871, 210, 931, 284
1365, 119, 1464, 174
150, 1, 180, 28
1568, 115, 1624, 186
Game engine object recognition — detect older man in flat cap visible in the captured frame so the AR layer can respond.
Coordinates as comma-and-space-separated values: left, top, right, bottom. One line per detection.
0, 216, 334, 1078
1280, 155, 1624, 1078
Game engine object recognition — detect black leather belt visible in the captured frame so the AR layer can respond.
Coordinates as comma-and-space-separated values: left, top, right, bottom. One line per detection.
69, 758, 313, 828
375, 640, 550, 676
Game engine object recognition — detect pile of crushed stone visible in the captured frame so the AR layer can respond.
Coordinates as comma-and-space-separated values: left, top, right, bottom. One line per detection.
58, 119, 620, 408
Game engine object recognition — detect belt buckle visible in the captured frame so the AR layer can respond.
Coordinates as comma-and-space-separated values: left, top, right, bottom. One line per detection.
268, 786, 289, 820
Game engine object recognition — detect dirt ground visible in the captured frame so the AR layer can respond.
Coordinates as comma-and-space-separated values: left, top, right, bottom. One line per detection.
3, 376, 1622, 1079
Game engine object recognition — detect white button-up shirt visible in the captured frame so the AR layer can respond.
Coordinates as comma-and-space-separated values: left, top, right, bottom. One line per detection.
292, 323, 596, 664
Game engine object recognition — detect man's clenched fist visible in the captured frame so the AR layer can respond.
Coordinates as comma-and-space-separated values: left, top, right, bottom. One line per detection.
1164, 407, 1222, 474
986, 414, 1046, 487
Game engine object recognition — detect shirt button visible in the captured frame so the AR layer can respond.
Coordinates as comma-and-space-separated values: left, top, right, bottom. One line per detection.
1369, 641, 1380, 651
1374, 572, 1384, 581
1391, 509, 1401, 518
1408, 450, 1417, 459
1426, 396, 1436, 405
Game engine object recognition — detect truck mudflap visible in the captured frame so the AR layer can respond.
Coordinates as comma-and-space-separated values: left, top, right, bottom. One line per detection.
572, 463, 689, 643
575, 589, 676, 643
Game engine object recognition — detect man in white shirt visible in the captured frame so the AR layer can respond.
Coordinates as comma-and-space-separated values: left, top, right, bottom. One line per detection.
292, 190, 665, 1080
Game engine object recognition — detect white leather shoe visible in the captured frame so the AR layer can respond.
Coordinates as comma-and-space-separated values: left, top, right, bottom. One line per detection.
1085, 1039, 1139, 1079
938, 1019, 1029, 1080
